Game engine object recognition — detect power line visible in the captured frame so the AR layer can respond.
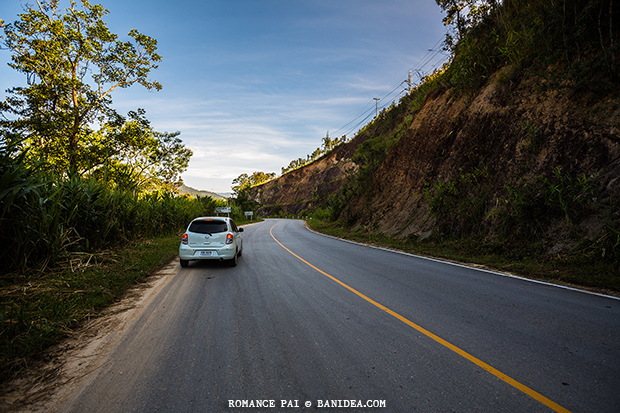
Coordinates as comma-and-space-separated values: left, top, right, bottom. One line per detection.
330, 35, 450, 140
331, 100, 378, 137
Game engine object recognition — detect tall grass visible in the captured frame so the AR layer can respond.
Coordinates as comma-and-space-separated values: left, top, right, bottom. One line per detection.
0, 139, 219, 275
422, 165, 618, 269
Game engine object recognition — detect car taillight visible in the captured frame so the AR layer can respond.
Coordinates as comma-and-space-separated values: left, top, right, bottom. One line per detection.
226, 233, 234, 244
182, 233, 188, 245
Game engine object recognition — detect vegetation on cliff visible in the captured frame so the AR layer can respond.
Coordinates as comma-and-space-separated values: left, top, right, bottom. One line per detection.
280, 134, 348, 175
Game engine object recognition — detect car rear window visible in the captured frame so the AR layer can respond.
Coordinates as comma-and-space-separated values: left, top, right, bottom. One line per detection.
188, 220, 228, 234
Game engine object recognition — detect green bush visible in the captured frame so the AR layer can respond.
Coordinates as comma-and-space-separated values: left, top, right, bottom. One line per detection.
542, 168, 598, 224
494, 169, 597, 233
424, 166, 493, 237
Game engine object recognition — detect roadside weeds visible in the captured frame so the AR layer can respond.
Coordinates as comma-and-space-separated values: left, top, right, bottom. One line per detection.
0, 234, 181, 388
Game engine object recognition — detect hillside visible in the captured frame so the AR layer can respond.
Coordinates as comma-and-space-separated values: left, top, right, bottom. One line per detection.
344, 68, 619, 246
179, 184, 226, 200
251, 69, 618, 234
248, 0, 620, 280
248, 132, 362, 216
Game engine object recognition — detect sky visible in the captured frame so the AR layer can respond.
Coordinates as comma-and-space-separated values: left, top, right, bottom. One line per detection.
0, 0, 449, 194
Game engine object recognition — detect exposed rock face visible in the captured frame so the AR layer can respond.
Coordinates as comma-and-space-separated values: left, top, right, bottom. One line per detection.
249, 65, 619, 254
348, 67, 620, 236
247, 135, 363, 216
362, 69, 619, 241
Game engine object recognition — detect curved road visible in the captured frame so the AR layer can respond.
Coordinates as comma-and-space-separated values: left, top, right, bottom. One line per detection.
58, 219, 620, 412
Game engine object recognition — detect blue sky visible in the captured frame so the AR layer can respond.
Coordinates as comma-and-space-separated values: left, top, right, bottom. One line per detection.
1, 0, 448, 194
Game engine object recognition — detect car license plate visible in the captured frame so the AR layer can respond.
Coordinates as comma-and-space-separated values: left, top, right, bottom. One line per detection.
199, 251, 213, 257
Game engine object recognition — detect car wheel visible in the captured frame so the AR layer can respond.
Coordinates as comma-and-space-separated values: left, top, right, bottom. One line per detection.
229, 252, 238, 267
180, 259, 189, 268
237, 247, 242, 257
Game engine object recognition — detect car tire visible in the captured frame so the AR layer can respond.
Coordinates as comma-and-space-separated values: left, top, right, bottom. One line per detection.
180, 259, 189, 268
237, 248, 242, 257
229, 252, 238, 267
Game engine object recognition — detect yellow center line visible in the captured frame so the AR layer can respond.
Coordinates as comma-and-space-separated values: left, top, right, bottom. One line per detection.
269, 222, 572, 413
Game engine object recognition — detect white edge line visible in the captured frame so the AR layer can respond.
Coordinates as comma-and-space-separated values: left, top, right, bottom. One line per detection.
303, 222, 620, 302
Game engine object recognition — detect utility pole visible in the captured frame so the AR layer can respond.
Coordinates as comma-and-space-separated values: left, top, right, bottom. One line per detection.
373, 98, 380, 117
408, 69, 413, 92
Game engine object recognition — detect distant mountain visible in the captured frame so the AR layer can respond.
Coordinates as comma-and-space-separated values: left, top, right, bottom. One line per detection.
179, 184, 227, 200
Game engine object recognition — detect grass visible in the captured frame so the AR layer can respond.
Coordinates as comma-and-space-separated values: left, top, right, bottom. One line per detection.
307, 219, 620, 296
0, 233, 181, 384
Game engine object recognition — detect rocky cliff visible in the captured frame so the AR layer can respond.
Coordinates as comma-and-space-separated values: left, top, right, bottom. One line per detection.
350, 67, 618, 246
249, 63, 619, 257
248, 132, 362, 216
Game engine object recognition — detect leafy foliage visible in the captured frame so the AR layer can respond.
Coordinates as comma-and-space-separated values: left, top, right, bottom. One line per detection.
231, 171, 275, 213
492, 169, 599, 241
0, 169, 217, 273
90, 109, 192, 191
0, 134, 211, 275
435, 0, 496, 48
424, 166, 493, 237
423, 166, 605, 260
0, 0, 176, 177
232, 171, 276, 196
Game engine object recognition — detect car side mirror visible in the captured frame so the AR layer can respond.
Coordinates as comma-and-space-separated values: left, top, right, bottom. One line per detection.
239, 228, 244, 232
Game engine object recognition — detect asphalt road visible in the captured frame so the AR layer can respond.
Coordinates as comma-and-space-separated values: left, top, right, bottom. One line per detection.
57, 219, 620, 412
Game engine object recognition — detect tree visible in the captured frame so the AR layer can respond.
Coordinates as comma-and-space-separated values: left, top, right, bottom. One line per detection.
0, 0, 162, 173
91, 109, 192, 191
321, 134, 346, 153
232, 171, 276, 197
435, 0, 495, 50
280, 134, 347, 175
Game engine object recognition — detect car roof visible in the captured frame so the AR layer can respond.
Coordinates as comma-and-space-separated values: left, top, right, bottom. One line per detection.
191, 216, 230, 222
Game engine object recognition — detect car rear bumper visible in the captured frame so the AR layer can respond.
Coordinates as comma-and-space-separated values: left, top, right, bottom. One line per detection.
179, 245, 237, 260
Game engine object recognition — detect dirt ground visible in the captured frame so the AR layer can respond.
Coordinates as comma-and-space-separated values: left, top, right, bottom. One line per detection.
0, 260, 179, 412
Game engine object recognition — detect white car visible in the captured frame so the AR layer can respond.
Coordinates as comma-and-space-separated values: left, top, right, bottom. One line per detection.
179, 217, 243, 267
